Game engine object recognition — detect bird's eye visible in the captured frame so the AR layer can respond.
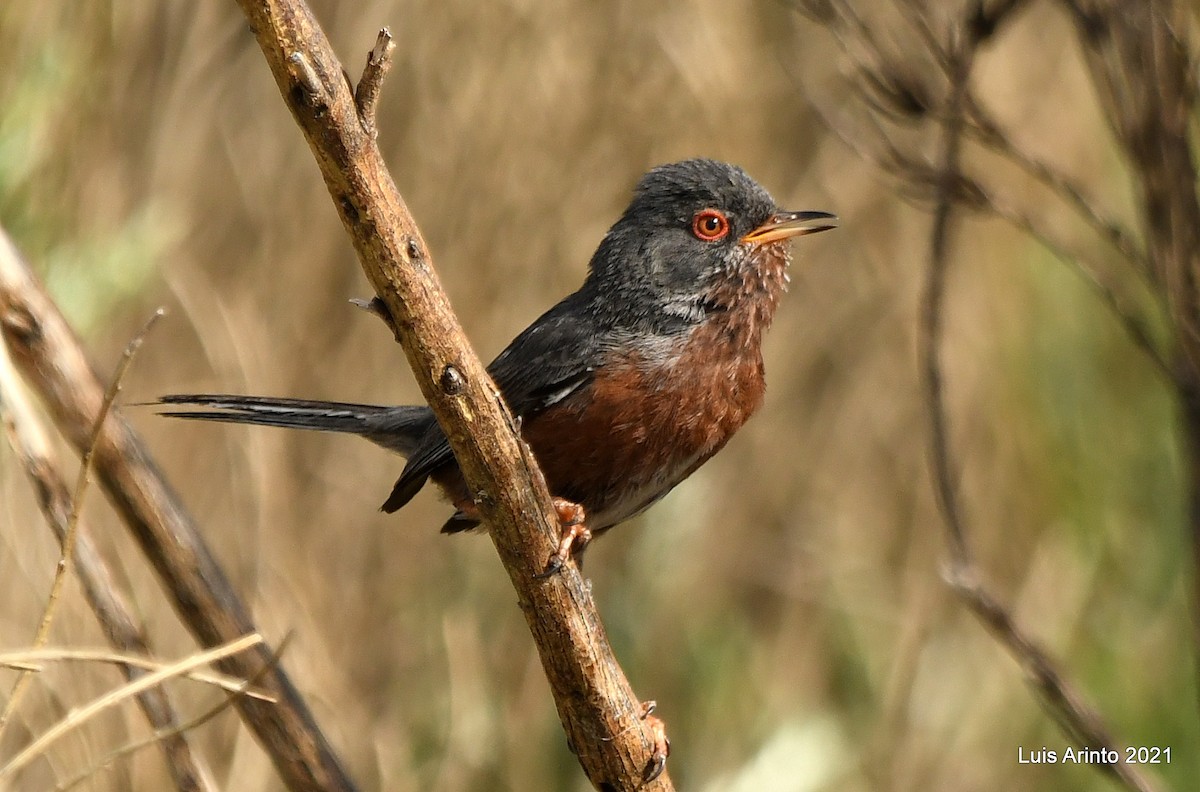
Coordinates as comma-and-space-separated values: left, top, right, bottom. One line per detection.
691, 209, 730, 242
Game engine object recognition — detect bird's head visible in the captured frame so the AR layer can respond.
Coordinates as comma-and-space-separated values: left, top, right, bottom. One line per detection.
586, 159, 836, 331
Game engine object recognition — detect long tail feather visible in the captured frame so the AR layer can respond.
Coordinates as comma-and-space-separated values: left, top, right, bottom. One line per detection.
157, 394, 432, 456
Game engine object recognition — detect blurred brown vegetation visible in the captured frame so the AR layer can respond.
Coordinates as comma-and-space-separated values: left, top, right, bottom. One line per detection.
0, 1, 1196, 790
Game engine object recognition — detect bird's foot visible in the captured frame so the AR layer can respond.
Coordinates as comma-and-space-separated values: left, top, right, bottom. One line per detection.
534, 498, 591, 578
640, 700, 671, 782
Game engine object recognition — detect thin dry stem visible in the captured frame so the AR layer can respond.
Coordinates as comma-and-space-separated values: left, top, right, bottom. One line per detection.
962, 94, 1148, 271
922, 38, 974, 566
1061, 0, 1200, 718
981, 196, 1171, 380
811, 0, 1170, 386
0, 648, 274, 702
0, 634, 263, 782
53, 635, 292, 792
946, 569, 1156, 792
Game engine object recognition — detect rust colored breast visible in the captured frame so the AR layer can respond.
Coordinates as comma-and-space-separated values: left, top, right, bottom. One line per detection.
521, 314, 769, 532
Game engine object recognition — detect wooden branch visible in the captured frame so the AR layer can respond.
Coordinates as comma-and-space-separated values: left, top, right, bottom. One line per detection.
0, 228, 357, 791
0, 339, 217, 792
232, 4, 672, 789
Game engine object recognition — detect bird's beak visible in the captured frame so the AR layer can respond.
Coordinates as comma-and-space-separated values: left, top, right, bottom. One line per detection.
740, 211, 838, 245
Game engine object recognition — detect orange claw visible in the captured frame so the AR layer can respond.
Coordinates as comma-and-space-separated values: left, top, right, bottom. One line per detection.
535, 498, 591, 578
641, 700, 671, 782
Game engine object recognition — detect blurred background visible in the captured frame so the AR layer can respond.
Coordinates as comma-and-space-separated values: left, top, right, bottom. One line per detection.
0, 1, 1194, 790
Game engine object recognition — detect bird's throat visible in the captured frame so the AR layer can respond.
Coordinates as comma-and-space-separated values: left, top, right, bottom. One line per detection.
698, 243, 791, 349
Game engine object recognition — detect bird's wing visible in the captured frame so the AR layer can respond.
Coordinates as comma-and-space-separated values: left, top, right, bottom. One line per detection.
485, 293, 601, 417
382, 293, 601, 514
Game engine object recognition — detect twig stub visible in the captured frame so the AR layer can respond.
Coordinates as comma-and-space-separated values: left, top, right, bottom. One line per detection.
355, 27, 395, 138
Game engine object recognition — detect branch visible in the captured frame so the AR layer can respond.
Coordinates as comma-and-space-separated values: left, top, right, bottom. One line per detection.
945, 567, 1158, 791
923, 36, 974, 565
1063, 0, 1200, 719
805, 0, 1167, 379
980, 195, 1172, 382
0, 228, 357, 792
919, 8, 1159, 792
232, 4, 672, 789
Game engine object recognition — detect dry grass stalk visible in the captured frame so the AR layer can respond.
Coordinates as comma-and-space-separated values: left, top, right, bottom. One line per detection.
0, 633, 263, 782
53, 635, 293, 792
0, 648, 274, 702
1, 335, 220, 792
0, 307, 160, 738
0, 224, 355, 790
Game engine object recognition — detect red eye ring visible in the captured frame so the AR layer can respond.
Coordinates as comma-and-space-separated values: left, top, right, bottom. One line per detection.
691, 209, 730, 242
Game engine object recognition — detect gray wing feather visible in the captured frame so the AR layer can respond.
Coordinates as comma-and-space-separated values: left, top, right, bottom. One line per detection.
382, 293, 601, 512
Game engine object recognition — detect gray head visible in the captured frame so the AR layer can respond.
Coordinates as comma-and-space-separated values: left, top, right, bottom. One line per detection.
583, 159, 835, 331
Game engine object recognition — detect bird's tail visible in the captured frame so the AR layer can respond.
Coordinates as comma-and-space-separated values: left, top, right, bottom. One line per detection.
156, 394, 433, 456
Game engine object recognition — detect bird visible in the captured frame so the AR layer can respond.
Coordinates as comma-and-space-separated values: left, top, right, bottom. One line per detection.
159, 159, 836, 572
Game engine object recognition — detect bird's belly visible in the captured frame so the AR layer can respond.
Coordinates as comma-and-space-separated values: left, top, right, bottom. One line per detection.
582, 451, 706, 531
